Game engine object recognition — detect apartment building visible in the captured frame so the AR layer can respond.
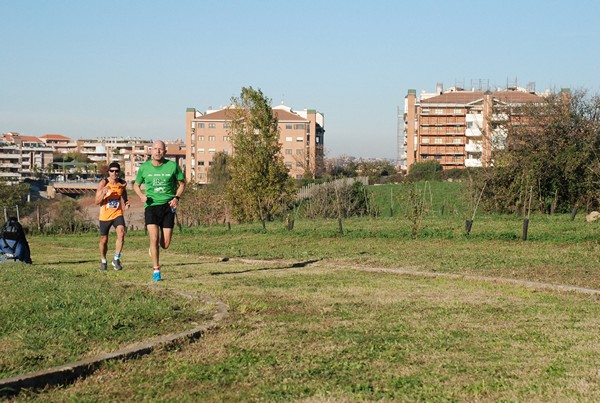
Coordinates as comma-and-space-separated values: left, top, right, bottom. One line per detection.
185, 104, 325, 184
39, 134, 79, 154
402, 83, 545, 171
0, 133, 54, 181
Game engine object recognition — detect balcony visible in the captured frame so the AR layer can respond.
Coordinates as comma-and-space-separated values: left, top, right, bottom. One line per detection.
0, 162, 21, 168
465, 143, 482, 153
465, 127, 482, 137
465, 158, 483, 168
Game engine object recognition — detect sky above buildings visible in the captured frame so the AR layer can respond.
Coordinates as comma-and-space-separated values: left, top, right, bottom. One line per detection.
1, 0, 599, 160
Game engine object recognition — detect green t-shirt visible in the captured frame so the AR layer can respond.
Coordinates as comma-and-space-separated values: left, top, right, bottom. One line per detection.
135, 159, 184, 207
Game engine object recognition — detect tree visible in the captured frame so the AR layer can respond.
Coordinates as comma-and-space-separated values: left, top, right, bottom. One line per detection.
482, 89, 600, 213
357, 159, 397, 183
325, 155, 359, 178
208, 151, 230, 193
406, 160, 443, 182
226, 87, 295, 224
0, 179, 30, 218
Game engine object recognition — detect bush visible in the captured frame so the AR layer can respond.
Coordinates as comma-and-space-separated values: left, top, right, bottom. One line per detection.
406, 161, 443, 182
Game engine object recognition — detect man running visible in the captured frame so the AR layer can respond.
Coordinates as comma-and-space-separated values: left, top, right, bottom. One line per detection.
133, 140, 185, 281
96, 161, 129, 271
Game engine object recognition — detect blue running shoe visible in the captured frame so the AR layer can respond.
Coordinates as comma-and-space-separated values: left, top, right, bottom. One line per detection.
152, 270, 162, 282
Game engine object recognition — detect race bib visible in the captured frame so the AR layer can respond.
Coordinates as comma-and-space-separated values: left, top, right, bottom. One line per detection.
107, 198, 120, 209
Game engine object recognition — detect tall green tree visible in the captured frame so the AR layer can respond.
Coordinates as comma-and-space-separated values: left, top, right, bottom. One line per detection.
0, 179, 30, 220
226, 87, 294, 223
483, 89, 600, 213
208, 151, 230, 193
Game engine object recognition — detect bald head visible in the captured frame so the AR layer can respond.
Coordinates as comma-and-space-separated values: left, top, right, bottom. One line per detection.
150, 140, 166, 164
152, 140, 166, 150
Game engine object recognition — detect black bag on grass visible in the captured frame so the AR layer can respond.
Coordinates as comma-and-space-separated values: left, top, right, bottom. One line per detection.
0, 217, 32, 264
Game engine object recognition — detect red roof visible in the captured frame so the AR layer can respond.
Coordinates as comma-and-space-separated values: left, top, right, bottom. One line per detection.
197, 108, 307, 122
20, 135, 42, 142
421, 91, 543, 105
40, 134, 71, 140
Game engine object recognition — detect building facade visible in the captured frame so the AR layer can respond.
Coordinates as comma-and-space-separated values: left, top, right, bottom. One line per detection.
185, 104, 325, 184
0, 133, 54, 181
402, 84, 545, 171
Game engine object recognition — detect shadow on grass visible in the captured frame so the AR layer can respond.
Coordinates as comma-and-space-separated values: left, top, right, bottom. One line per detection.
33, 259, 97, 266
210, 259, 320, 276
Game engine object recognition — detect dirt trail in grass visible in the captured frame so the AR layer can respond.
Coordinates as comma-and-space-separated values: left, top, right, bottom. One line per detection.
233, 257, 600, 296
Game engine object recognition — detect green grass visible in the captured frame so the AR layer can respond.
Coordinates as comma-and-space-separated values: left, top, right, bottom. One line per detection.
4, 212, 600, 400
370, 181, 472, 217
0, 262, 213, 379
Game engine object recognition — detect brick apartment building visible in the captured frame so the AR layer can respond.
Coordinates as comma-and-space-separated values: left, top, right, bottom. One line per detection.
0, 133, 54, 182
2, 133, 184, 183
402, 83, 545, 171
185, 104, 325, 184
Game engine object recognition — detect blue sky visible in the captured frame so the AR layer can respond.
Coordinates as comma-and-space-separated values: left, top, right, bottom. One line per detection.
1, 0, 599, 160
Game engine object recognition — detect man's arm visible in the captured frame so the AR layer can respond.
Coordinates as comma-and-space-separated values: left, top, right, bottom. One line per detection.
133, 182, 147, 203
95, 179, 107, 205
168, 180, 185, 208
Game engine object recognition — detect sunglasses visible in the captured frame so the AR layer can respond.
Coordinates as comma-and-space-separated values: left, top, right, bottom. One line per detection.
109, 169, 120, 173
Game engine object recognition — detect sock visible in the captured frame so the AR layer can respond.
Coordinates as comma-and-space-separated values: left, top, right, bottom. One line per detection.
101, 258, 107, 263
153, 266, 160, 272
114, 253, 121, 260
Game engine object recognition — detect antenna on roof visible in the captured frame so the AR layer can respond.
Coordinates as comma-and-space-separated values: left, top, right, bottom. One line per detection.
281, 94, 285, 105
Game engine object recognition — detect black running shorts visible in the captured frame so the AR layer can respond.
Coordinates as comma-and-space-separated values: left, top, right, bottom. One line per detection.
99, 215, 126, 236
144, 203, 175, 229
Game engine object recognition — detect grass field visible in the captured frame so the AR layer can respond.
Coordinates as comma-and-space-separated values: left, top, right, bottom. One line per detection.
2, 206, 599, 400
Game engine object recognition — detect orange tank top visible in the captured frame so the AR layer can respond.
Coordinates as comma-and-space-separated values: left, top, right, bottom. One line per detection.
99, 180, 127, 221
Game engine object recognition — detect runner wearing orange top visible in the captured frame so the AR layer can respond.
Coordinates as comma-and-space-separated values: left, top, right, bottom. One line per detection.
95, 162, 130, 271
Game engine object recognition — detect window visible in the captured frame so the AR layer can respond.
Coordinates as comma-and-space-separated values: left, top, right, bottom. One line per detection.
223, 123, 230, 128
434, 138, 443, 144
296, 149, 303, 155
422, 138, 430, 144
208, 161, 214, 166
198, 123, 205, 129
466, 122, 473, 129
208, 123, 216, 129
198, 161, 205, 166
285, 149, 292, 155
296, 162, 303, 168
294, 124, 305, 130
422, 108, 430, 114
435, 109, 444, 115
198, 136, 204, 142
285, 136, 293, 142
285, 124, 292, 130
453, 138, 462, 144
198, 148, 205, 155
296, 136, 304, 142
208, 136, 216, 142
223, 136, 230, 142
223, 148, 229, 154
285, 162, 292, 168
454, 108, 462, 114
209, 148, 216, 154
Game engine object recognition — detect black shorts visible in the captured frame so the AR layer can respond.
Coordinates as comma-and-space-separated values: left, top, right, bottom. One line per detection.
145, 203, 175, 229
99, 216, 126, 236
